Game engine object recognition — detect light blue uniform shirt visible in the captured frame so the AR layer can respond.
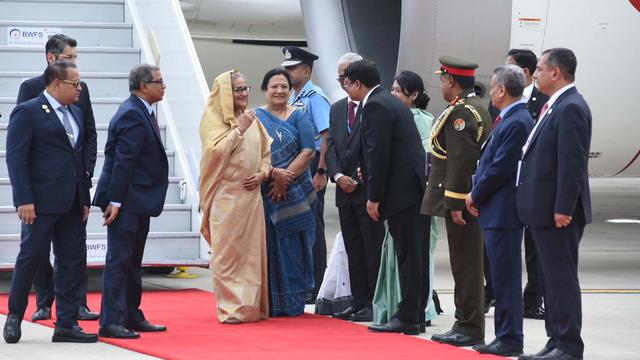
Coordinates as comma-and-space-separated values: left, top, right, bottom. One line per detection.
289, 80, 330, 151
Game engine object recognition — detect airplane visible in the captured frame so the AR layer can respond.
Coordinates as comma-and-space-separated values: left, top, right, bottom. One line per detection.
181, 0, 640, 177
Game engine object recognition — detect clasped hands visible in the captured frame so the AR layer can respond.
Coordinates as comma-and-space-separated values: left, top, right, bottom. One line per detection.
267, 167, 295, 203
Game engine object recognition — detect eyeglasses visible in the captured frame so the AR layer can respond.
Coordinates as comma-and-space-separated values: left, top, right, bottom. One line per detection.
145, 79, 165, 86
62, 79, 81, 88
232, 86, 251, 94
336, 75, 345, 83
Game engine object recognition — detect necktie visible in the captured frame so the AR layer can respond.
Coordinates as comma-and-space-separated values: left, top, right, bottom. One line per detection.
58, 106, 75, 147
151, 111, 161, 138
538, 102, 549, 121
492, 115, 502, 129
348, 101, 357, 131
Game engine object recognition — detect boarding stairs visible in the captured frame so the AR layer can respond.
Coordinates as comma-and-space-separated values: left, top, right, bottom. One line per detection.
0, 0, 209, 269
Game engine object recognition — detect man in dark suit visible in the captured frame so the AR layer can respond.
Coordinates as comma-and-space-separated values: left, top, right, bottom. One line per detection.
326, 53, 385, 322
341, 60, 429, 335
16, 33, 99, 322
93, 64, 169, 339
3, 61, 98, 344
466, 65, 533, 356
485, 49, 548, 319
517, 48, 591, 360
422, 56, 492, 346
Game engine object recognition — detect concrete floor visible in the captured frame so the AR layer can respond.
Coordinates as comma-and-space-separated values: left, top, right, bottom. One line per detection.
1, 177, 639, 359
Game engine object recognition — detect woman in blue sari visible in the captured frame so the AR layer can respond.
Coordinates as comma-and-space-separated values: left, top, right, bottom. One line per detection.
256, 68, 317, 316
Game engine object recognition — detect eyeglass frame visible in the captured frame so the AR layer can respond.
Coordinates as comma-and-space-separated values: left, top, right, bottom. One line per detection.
144, 79, 165, 86
232, 86, 251, 94
61, 79, 81, 88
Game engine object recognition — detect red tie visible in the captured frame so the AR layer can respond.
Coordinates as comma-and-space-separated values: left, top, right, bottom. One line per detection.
538, 102, 549, 122
348, 101, 357, 131
492, 115, 501, 129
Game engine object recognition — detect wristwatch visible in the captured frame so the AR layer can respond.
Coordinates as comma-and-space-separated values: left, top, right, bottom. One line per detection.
316, 168, 327, 176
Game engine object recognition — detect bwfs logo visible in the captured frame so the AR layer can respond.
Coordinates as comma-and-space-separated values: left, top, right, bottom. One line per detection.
9, 28, 20, 40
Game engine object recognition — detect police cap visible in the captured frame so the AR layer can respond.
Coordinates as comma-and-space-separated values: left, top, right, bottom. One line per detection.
435, 55, 478, 77
281, 46, 319, 67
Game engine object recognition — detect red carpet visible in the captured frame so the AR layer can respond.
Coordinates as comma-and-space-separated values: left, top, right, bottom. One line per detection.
1, 290, 501, 359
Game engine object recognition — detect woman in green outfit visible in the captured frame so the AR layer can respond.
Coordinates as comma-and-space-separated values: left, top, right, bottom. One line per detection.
372, 70, 441, 329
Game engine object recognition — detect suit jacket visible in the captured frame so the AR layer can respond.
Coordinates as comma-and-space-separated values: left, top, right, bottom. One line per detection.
93, 95, 168, 217
360, 87, 426, 219
489, 85, 550, 123
472, 102, 533, 229
17, 74, 98, 177
326, 97, 367, 207
6, 93, 90, 214
517, 86, 592, 227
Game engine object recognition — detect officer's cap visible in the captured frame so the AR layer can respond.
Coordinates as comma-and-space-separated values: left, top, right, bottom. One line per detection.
281, 46, 319, 67
435, 55, 478, 77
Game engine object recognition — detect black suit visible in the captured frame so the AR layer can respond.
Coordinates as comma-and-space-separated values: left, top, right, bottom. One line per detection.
485, 86, 549, 311
6, 93, 90, 328
360, 87, 429, 324
326, 98, 385, 308
16, 74, 97, 311
517, 86, 591, 358
93, 95, 168, 327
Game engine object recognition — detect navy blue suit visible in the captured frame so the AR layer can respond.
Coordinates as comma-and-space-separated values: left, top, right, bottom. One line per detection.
471, 102, 533, 347
517, 86, 591, 358
6, 93, 90, 328
16, 74, 97, 311
93, 95, 168, 326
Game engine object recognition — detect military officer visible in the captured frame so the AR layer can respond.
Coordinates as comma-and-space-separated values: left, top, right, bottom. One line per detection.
421, 55, 492, 347
281, 46, 331, 303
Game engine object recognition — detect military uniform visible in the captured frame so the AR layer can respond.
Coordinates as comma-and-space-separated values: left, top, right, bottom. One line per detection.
281, 46, 331, 298
421, 57, 492, 341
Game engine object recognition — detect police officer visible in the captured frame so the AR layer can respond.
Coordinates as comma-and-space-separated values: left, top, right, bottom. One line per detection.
281, 46, 331, 303
421, 55, 492, 346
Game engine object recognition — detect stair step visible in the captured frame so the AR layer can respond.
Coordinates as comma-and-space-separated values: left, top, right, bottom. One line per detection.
0, 231, 204, 269
1, 97, 125, 125
0, 71, 129, 98
0, 46, 140, 73
0, 176, 182, 206
0, 150, 175, 178
0, 21, 133, 47
0, 123, 166, 151
0, 0, 125, 23
0, 203, 192, 235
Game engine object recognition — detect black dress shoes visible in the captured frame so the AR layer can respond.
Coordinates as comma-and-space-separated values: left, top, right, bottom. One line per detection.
128, 320, 167, 332
332, 305, 362, 320
99, 325, 140, 339
518, 346, 553, 359
31, 306, 52, 321
368, 318, 420, 335
473, 338, 523, 356
519, 348, 582, 360
52, 325, 98, 343
350, 306, 373, 322
524, 305, 545, 320
3, 314, 22, 344
77, 305, 100, 321
431, 330, 484, 347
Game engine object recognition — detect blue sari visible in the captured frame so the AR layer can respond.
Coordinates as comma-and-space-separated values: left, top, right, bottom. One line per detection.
256, 107, 316, 316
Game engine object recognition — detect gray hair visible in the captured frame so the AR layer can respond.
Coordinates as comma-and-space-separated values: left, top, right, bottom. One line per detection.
337, 52, 363, 66
231, 71, 247, 83
493, 64, 525, 97
129, 64, 160, 91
